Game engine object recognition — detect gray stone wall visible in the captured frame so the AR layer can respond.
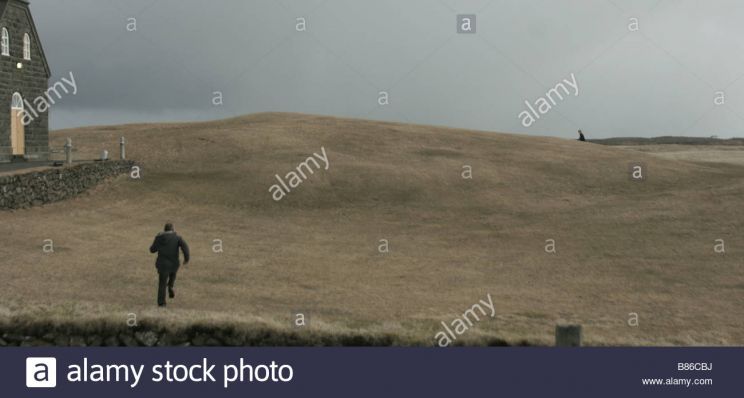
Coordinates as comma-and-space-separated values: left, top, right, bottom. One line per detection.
0, 160, 134, 209
0, 1, 50, 162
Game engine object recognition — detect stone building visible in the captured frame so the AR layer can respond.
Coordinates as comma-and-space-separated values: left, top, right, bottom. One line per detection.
0, 0, 50, 163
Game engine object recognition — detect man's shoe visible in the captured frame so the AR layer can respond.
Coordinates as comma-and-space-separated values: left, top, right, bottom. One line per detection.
158, 303, 166, 307
168, 288, 175, 299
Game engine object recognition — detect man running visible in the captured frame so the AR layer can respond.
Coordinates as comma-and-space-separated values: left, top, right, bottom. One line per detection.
149, 223, 190, 307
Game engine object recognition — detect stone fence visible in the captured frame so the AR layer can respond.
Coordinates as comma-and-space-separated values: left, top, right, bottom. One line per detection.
0, 160, 134, 210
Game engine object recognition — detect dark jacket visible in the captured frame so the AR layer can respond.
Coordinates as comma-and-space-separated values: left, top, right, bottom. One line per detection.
150, 231, 190, 273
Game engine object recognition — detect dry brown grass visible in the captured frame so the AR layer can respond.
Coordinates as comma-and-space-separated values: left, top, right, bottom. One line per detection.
619, 144, 744, 166
1, 113, 743, 346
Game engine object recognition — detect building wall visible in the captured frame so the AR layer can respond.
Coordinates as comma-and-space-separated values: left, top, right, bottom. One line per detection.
0, 1, 49, 163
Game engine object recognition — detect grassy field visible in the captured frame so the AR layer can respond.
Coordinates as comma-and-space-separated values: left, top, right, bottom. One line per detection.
592, 136, 744, 146
1, 113, 743, 346
617, 144, 744, 166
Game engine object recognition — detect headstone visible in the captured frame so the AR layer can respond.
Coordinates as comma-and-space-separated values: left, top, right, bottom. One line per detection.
64, 138, 73, 165
120, 137, 126, 160
555, 324, 582, 347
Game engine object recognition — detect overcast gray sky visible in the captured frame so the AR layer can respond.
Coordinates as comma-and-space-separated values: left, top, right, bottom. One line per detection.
30, 0, 744, 138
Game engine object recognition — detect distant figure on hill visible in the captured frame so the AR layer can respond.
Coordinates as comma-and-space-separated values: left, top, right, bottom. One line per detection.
149, 223, 190, 307
578, 130, 586, 142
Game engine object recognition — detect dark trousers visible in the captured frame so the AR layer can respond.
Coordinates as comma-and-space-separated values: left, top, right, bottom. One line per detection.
157, 271, 177, 306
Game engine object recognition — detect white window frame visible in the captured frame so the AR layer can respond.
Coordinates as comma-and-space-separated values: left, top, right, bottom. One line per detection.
11, 93, 23, 110
1, 28, 9, 56
23, 33, 30, 60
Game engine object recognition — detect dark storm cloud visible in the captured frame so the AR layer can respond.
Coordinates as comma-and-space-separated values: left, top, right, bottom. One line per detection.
30, 0, 744, 137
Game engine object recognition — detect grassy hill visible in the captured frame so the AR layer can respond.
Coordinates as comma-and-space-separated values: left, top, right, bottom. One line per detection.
1, 113, 743, 346
591, 136, 744, 146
